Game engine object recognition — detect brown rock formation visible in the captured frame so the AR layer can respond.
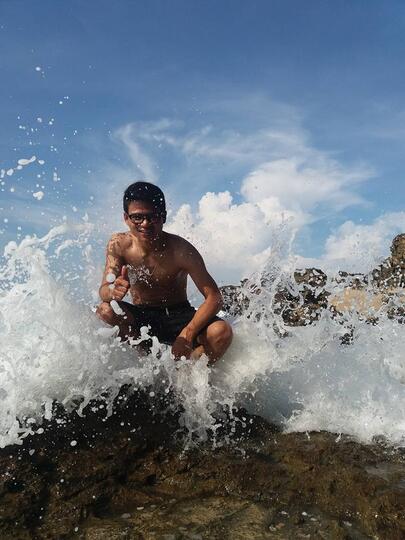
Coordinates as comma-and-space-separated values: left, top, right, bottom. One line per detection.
371, 234, 405, 290
2, 236, 405, 538
1, 390, 404, 539
273, 268, 329, 326
221, 234, 405, 325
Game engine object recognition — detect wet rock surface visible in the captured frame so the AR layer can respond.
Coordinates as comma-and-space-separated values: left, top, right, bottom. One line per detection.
220, 233, 405, 327
0, 390, 404, 539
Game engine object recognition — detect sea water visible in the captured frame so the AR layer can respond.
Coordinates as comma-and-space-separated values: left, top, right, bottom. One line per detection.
0, 222, 405, 448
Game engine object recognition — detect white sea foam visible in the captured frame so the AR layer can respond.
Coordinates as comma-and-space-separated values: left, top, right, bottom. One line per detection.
0, 222, 404, 448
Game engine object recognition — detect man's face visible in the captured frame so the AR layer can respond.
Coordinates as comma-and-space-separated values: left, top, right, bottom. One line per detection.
124, 200, 165, 242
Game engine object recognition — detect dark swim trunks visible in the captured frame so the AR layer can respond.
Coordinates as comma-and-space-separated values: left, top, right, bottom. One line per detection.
117, 300, 222, 345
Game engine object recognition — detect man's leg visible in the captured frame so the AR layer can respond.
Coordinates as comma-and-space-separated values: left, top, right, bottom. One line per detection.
195, 320, 233, 364
96, 302, 138, 342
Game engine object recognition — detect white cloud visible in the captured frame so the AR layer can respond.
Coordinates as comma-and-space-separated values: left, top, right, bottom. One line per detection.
112, 113, 377, 282
121, 119, 310, 166
114, 124, 158, 182
117, 116, 373, 222
254, 195, 309, 229
166, 192, 273, 283
241, 157, 370, 215
2, 95, 389, 289
321, 212, 405, 272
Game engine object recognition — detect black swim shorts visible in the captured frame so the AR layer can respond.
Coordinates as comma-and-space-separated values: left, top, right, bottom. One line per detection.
117, 300, 222, 345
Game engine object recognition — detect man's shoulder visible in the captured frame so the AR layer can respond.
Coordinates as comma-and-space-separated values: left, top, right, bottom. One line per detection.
107, 232, 132, 253
165, 232, 194, 251
164, 232, 202, 265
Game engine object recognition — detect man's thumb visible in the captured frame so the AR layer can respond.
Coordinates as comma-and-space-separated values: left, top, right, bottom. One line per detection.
121, 265, 129, 281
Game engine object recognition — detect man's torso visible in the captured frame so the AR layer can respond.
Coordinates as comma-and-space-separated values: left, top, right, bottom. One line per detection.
113, 231, 188, 306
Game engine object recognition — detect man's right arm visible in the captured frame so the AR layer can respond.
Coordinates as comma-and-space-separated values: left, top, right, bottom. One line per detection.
99, 235, 126, 302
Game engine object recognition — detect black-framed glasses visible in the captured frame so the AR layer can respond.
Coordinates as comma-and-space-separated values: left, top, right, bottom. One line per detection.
127, 212, 163, 224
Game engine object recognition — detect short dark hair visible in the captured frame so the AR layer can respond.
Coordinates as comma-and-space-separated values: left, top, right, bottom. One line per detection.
123, 181, 166, 216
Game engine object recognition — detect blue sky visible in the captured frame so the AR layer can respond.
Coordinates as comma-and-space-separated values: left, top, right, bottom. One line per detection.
1, 0, 405, 280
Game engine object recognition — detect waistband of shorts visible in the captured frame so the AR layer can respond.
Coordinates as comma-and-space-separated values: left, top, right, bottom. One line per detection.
131, 301, 192, 313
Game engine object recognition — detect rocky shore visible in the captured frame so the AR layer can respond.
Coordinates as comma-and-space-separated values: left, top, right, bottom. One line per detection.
1, 389, 404, 540
221, 234, 405, 327
2, 234, 405, 539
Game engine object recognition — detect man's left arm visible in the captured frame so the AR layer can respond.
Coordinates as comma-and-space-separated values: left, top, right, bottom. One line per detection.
172, 242, 222, 358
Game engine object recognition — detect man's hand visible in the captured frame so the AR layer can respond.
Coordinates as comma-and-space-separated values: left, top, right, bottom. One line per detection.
111, 266, 130, 301
171, 334, 194, 360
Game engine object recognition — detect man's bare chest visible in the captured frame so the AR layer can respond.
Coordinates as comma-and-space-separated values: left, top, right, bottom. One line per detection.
124, 251, 183, 289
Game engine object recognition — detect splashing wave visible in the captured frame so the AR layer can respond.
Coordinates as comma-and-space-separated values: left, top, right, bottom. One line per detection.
0, 223, 404, 448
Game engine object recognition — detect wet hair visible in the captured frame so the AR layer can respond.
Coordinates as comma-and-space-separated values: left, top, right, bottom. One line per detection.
123, 181, 166, 218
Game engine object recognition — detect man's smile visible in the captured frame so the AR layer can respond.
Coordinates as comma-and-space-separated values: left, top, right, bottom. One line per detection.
137, 228, 157, 238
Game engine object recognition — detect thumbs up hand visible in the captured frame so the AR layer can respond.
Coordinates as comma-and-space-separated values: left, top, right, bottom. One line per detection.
112, 265, 130, 301
120, 265, 129, 281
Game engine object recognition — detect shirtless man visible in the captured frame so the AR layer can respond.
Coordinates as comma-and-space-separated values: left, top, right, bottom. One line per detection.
96, 181, 233, 363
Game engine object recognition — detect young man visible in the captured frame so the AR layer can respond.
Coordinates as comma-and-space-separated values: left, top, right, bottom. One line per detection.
97, 181, 233, 363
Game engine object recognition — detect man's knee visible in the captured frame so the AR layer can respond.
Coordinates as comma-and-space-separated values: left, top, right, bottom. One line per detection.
206, 320, 233, 348
96, 302, 116, 324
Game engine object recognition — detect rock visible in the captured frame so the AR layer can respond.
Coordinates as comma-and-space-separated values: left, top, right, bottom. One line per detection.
0, 389, 404, 539
274, 267, 330, 326
2, 235, 405, 538
83, 519, 142, 539
220, 268, 330, 326
220, 284, 250, 317
220, 234, 405, 326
